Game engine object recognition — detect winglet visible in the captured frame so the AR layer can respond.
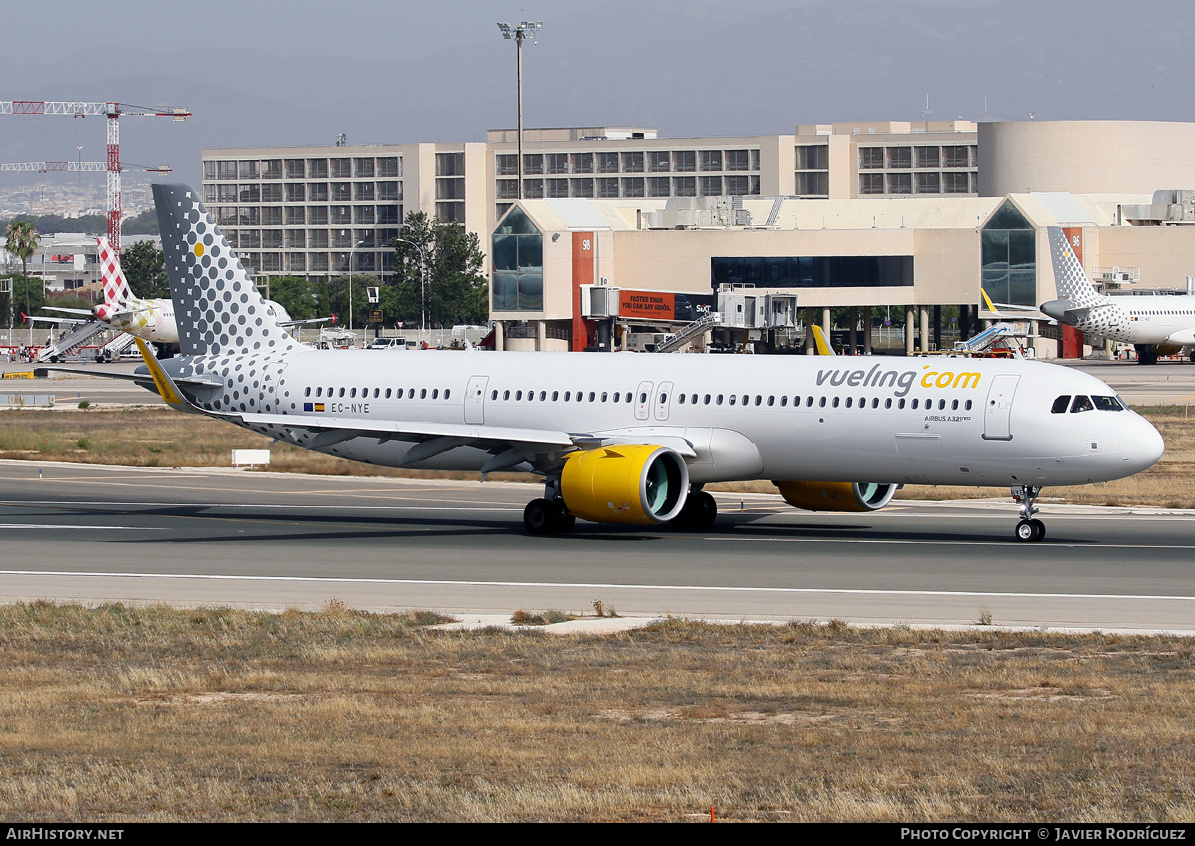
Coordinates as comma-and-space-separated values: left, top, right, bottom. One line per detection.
811, 325, 836, 356
981, 289, 996, 312
134, 338, 188, 408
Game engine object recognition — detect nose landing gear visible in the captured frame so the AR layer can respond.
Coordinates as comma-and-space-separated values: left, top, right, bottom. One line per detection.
1012, 485, 1046, 542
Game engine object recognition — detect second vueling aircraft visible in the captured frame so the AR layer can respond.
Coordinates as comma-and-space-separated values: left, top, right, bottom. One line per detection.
134, 184, 1163, 542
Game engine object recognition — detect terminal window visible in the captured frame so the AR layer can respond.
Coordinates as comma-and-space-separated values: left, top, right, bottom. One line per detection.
982, 200, 1036, 306
712, 255, 913, 289
492, 207, 544, 312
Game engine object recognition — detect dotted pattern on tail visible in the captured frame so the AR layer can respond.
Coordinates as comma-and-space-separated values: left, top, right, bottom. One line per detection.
153, 184, 301, 417
1047, 226, 1125, 339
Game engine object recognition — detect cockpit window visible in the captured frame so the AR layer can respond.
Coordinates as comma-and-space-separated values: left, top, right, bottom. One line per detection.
1092, 395, 1124, 411
1070, 395, 1094, 413
1051, 396, 1071, 414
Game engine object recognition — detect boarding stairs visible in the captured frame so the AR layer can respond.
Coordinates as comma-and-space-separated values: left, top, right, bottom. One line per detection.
35, 319, 107, 363
764, 197, 785, 227
653, 312, 722, 353
954, 322, 1020, 354
96, 332, 137, 362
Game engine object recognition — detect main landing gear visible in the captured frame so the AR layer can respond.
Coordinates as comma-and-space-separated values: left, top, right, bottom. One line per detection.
523, 497, 575, 535
1012, 484, 1046, 542
669, 488, 718, 530
521, 485, 719, 535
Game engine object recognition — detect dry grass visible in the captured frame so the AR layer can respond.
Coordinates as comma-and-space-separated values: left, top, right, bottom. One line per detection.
0, 406, 535, 483
1, 405, 1192, 506
0, 602, 1191, 822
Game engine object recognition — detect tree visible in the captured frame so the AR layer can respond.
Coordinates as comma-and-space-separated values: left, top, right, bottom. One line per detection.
120, 240, 168, 298
5, 220, 39, 330
328, 273, 379, 332
266, 276, 316, 322
122, 208, 160, 238
391, 211, 489, 331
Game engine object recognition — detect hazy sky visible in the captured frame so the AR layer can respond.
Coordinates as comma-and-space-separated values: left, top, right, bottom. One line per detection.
1, 0, 1187, 190
6, 0, 996, 63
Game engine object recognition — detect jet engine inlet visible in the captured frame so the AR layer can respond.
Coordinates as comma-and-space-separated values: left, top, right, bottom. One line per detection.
773, 480, 898, 512
561, 445, 689, 524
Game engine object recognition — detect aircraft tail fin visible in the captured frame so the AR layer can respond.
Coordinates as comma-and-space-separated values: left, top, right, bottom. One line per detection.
811, 324, 836, 356
133, 337, 191, 410
1047, 226, 1103, 308
95, 237, 133, 316
153, 183, 299, 358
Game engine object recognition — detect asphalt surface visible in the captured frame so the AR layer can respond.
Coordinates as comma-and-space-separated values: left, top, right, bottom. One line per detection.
0, 461, 1191, 633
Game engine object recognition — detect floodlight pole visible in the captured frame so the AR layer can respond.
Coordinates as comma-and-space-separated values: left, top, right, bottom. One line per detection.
497, 21, 542, 201
349, 237, 366, 345
395, 234, 427, 345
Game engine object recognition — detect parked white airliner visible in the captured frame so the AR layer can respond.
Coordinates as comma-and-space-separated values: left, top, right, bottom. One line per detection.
36, 237, 303, 356
131, 184, 1163, 542
1043, 226, 1195, 364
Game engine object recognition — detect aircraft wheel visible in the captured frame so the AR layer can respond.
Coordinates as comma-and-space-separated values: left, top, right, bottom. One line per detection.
693, 491, 718, 527
1015, 519, 1037, 542
523, 499, 553, 535
552, 500, 575, 534
1031, 518, 1046, 541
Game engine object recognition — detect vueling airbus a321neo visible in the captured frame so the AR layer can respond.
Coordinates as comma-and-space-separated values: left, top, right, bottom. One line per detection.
130, 184, 1162, 542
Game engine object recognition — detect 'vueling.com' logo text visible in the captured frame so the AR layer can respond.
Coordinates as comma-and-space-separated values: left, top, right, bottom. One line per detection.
815, 364, 982, 398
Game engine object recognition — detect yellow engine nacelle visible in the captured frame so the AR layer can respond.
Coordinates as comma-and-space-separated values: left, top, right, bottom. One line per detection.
561, 444, 689, 524
773, 480, 898, 513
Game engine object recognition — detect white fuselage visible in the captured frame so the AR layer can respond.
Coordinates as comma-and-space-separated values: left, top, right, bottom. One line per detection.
100, 298, 293, 347
1061, 293, 1195, 347
169, 350, 1163, 489
100, 296, 178, 345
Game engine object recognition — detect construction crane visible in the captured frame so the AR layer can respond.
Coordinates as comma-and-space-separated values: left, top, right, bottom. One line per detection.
0, 101, 190, 253
0, 162, 170, 174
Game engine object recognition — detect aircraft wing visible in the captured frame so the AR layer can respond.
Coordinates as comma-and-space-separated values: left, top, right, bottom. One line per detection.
23, 314, 81, 326
235, 410, 584, 475
42, 306, 94, 316
979, 290, 1051, 321
279, 317, 332, 327
238, 410, 574, 449
43, 365, 222, 390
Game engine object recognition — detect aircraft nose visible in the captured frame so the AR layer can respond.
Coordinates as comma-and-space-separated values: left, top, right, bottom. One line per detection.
1122, 416, 1165, 474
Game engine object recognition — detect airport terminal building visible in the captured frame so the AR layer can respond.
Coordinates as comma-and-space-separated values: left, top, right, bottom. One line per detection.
201, 119, 1195, 357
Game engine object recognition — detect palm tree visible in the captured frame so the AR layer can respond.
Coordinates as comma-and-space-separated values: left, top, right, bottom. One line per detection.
4, 220, 39, 331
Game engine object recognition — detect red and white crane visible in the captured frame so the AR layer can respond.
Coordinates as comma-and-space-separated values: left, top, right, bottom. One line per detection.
0, 101, 190, 253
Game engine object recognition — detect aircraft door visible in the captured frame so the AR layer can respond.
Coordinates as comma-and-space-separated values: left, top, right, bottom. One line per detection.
654, 381, 674, 421
982, 374, 1020, 441
465, 375, 488, 424
635, 381, 654, 421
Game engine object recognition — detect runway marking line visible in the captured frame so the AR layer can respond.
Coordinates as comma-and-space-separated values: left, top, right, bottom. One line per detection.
0, 569, 1192, 604
0, 524, 165, 530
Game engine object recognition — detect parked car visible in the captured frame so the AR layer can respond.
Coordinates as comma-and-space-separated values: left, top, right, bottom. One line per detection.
370, 337, 410, 350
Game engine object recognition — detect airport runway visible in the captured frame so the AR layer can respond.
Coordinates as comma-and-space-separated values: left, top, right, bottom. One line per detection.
0, 461, 1191, 633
